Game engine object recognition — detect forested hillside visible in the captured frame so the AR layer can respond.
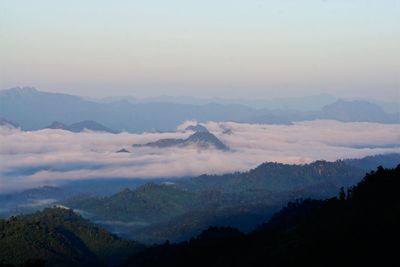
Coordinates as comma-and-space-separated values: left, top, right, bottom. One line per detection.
0, 208, 143, 267
66, 154, 399, 243
123, 165, 400, 267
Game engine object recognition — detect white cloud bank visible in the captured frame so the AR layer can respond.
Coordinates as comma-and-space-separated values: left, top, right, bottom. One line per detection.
0, 120, 399, 192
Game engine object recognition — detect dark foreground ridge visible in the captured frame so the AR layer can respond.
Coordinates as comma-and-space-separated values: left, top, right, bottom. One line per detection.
123, 165, 400, 267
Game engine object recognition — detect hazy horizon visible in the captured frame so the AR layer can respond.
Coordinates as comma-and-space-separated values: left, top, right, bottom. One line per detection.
1, 0, 399, 101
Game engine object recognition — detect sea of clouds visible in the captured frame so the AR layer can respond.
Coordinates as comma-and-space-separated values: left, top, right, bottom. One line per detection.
1, 120, 399, 192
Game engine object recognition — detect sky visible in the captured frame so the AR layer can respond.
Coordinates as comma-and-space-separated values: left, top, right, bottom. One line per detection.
1, 120, 399, 192
0, 0, 399, 100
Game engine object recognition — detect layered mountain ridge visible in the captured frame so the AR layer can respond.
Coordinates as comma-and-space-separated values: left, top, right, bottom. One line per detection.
1, 87, 398, 133
45, 120, 117, 133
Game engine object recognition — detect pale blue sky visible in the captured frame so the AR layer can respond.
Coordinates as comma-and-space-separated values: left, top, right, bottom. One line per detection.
0, 0, 399, 100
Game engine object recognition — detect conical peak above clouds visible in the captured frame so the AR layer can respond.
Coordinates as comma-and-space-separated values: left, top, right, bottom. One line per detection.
133, 130, 229, 151
184, 124, 209, 133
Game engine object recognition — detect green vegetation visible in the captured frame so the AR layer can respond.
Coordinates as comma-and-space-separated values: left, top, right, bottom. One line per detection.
66, 183, 198, 223
130, 204, 278, 244
181, 160, 363, 194
66, 183, 283, 243
66, 155, 398, 244
0, 208, 143, 267
123, 165, 400, 267
1, 161, 399, 266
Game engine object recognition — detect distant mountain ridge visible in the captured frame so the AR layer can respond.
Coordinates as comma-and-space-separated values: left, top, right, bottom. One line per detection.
1, 87, 398, 132
319, 99, 399, 123
45, 120, 117, 133
95, 93, 338, 111
0, 87, 257, 132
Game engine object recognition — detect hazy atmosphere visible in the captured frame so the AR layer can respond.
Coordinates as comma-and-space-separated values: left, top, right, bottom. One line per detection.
1, 0, 399, 100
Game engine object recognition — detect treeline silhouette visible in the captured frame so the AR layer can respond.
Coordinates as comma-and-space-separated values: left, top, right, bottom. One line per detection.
122, 165, 400, 267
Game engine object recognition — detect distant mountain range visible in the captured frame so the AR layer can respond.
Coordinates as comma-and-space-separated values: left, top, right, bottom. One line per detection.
319, 99, 399, 123
0, 87, 398, 133
92, 93, 339, 111
0, 87, 256, 132
133, 131, 230, 151
45, 120, 118, 133
94, 93, 399, 113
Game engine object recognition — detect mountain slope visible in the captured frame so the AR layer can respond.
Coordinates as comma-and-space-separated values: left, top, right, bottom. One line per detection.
66, 183, 199, 223
0, 208, 143, 266
180, 160, 363, 196
65, 154, 399, 244
123, 165, 400, 267
129, 203, 279, 244
133, 131, 229, 151
0, 186, 70, 218
184, 124, 209, 132
181, 153, 400, 196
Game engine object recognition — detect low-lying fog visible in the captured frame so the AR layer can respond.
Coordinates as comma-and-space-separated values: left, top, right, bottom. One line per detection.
1, 120, 399, 192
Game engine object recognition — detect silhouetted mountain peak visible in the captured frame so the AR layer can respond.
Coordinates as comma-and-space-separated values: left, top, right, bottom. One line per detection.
185, 131, 229, 151
133, 131, 229, 151
47, 121, 68, 130
185, 124, 209, 133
